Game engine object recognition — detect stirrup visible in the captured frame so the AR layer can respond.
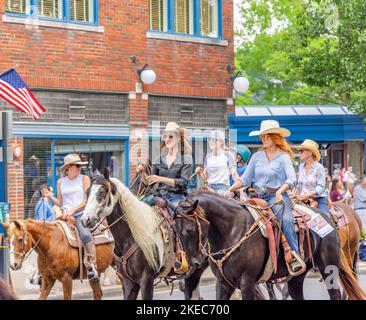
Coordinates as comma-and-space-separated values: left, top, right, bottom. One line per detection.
286, 251, 306, 276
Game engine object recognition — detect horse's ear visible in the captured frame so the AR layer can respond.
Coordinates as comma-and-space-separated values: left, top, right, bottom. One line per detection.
192, 200, 199, 212
13, 220, 22, 230
103, 167, 110, 180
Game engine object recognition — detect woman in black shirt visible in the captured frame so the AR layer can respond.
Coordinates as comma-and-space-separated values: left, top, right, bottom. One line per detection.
136, 122, 193, 215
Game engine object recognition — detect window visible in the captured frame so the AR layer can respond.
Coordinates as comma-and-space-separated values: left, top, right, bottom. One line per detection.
5, 0, 98, 24
6, 0, 28, 14
149, 0, 221, 38
38, 0, 63, 19
200, 0, 218, 37
150, 0, 168, 32
71, 0, 94, 23
175, 0, 194, 34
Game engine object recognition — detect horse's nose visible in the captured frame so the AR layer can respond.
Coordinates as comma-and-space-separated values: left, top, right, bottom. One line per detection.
10, 262, 20, 270
81, 215, 97, 229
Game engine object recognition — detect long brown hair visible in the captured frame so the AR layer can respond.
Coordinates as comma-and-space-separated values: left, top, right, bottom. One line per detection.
261, 133, 294, 159
160, 128, 192, 154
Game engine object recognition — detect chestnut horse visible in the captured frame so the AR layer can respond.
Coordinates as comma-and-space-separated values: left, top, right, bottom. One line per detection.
3, 219, 114, 300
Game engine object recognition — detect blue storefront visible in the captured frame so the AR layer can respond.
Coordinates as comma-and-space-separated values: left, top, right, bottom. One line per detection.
229, 105, 366, 175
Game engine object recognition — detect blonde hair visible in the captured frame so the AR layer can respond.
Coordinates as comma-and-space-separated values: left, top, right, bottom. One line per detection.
61, 165, 71, 177
261, 133, 294, 158
161, 127, 192, 154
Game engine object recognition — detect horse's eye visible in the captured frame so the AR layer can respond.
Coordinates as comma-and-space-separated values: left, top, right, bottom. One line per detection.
18, 238, 23, 243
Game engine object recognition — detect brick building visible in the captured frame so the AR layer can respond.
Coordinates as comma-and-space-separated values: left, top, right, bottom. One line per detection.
0, 0, 234, 218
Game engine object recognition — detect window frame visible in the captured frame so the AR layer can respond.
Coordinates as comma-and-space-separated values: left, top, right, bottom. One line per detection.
149, 0, 222, 39
5, 0, 99, 25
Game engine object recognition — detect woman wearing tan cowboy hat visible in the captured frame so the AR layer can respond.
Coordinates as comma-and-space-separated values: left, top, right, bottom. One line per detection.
136, 122, 193, 216
295, 139, 330, 214
225, 120, 305, 273
43, 153, 99, 281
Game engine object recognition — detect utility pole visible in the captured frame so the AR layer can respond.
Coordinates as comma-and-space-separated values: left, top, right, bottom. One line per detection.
0, 111, 12, 281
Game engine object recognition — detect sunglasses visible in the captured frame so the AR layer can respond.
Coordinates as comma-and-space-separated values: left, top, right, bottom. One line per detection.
208, 138, 220, 142
260, 134, 270, 140
72, 164, 82, 168
163, 134, 175, 140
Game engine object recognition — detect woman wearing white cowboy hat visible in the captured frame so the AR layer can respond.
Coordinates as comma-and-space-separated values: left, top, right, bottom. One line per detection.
195, 130, 243, 198
225, 120, 305, 273
136, 122, 193, 216
295, 139, 330, 214
43, 153, 99, 281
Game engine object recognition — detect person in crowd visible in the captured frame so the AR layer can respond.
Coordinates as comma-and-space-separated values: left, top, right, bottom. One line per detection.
195, 130, 240, 197
43, 154, 99, 281
225, 120, 304, 273
330, 179, 343, 202
295, 139, 330, 214
354, 176, 366, 229
136, 122, 193, 216
34, 184, 55, 221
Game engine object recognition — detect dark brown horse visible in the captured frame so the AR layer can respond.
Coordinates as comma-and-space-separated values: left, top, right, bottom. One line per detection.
3, 219, 114, 300
81, 171, 208, 300
174, 190, 365, 300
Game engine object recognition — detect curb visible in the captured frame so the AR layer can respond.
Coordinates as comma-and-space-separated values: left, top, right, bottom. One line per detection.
19, 266, 366, 300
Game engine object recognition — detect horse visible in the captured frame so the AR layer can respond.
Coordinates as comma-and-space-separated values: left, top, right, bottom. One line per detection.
3, 219, 114, 300
81, 170, 209, 300
174, 190, 366, 300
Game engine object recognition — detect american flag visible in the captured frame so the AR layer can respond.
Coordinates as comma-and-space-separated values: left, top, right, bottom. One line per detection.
0, 69, 46, 120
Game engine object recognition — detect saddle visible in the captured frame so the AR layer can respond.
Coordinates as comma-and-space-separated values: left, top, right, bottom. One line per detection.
55, 220, 114, 249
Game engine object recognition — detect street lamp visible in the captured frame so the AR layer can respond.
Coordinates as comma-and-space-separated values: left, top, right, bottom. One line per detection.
131, 56, 156, 85
227, 64, 250, 93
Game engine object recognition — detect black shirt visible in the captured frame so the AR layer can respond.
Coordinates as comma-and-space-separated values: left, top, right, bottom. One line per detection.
152, 151, 193, 195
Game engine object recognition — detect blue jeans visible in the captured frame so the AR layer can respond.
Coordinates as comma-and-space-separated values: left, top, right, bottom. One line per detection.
315, 197, 330, 215
74, 213, 93, 244
261, 192, 300, 256
163, 193, 186, 217
209, 184, 230, 196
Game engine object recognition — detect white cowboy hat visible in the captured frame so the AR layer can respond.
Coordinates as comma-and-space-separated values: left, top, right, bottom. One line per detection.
249, 120, 291, 137
60, 153, 88, 170
163, 122, 180, 134
298, 139, 321, 162
208, 130, 225, 142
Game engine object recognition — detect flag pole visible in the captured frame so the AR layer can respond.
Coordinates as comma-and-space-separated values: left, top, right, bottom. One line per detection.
11, 64, 19, 69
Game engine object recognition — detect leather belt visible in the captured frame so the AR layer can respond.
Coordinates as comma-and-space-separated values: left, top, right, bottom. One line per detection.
264, 188, 279, 193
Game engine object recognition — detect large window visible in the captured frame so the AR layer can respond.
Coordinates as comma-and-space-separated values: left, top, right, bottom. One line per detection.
6, 0, 98, 24
149, 0, 221, 38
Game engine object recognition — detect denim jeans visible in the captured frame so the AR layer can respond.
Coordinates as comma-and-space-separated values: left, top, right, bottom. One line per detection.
315, 197, 330, 215
261, 192, 300, 256
162, 193, 186, 217
209, 183, 230, 196
74, 213, 93, 244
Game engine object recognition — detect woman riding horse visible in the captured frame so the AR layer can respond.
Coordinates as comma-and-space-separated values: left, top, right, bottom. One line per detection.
44, 153, 99, 281
225, 120, 304, 273
295, 139, 330, 215
136, 122, 192, 216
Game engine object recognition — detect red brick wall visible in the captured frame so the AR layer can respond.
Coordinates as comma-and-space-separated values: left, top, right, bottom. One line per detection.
8, 137, 24, 219
0, 0, 234, 99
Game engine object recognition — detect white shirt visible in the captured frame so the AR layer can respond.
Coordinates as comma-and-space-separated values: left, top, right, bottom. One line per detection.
204, 151, 236, 185
60, 175, 85, 216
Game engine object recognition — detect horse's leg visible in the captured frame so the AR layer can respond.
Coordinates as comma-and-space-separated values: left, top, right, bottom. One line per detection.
39, 276, 56, 300
140, 271, 154, 300
239, 274, 257, 300
265, 283, 277, 300
318, 266, 342, 300
183, 264, 208, 300
61, 273, 73, 300
123, 278, 140, 300
89, 279, 103, 300
287, 271, 307, 300
279, 283, 290, 300
216, 279, 235, 300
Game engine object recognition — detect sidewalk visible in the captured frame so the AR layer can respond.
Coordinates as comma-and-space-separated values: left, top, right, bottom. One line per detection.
11, 255, 366, 300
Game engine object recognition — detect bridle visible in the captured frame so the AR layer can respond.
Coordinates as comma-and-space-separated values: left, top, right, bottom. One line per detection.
9, 220, 46, 263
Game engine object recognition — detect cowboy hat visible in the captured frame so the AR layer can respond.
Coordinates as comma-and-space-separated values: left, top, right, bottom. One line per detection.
60, 153, 88, 170
208, 129, 225, 142
163, 122, 180, 134
298, 139, 321, 161
249, 120, 291, 137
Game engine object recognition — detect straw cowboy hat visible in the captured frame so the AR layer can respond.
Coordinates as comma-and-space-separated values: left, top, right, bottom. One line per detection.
60, 153, 88, 171
298, 139, 321, 162
249, 120, 291, 137
163, 122, 180, 134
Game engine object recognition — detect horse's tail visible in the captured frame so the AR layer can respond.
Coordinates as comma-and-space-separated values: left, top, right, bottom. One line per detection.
339, 248, 366, 300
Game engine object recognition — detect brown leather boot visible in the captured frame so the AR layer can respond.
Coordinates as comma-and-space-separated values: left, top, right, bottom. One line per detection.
84, 242, 99, 281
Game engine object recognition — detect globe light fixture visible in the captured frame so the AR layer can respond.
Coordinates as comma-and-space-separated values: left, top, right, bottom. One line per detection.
227, 64, 250, 93
131, 56, 156, 85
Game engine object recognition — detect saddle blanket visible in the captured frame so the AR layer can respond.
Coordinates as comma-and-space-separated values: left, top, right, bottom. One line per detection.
55, 221, 114, 248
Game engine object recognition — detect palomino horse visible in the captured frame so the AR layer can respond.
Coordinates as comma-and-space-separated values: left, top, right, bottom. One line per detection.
81, 171, 209, 300
3, 219, 114, 300
174, 190, 366, 300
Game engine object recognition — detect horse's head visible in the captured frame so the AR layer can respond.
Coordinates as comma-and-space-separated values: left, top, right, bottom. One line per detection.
174, 199, 210, 269
3, 220, 32, 270
82, 168, 118, 229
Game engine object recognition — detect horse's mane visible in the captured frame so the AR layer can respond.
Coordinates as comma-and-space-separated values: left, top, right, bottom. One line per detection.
108, 177, 165, 272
